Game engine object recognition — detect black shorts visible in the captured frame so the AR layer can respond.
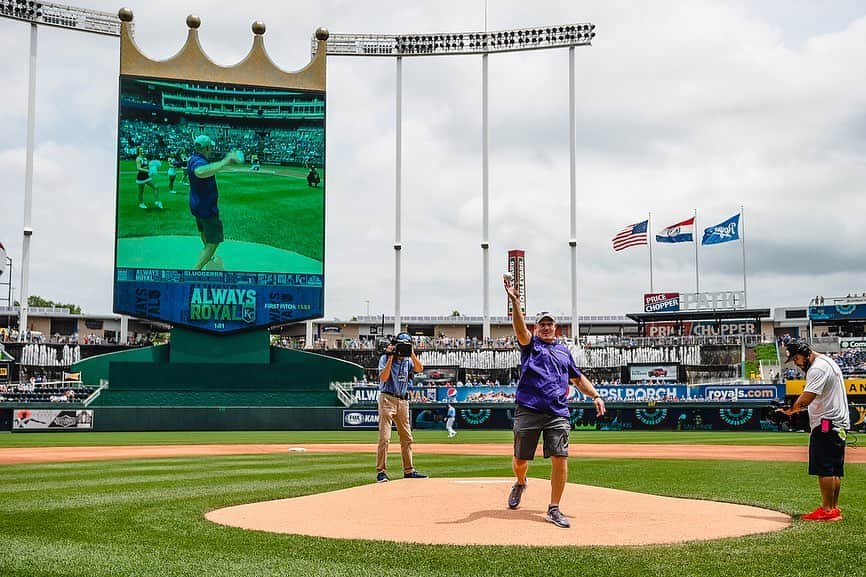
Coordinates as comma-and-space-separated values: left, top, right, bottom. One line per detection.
809, 426, 846, 477
513, 405, 570, 460
196, 216, 224, 245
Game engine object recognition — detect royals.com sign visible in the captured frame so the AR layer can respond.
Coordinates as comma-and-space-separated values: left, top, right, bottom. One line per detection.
704, 386, 783, 402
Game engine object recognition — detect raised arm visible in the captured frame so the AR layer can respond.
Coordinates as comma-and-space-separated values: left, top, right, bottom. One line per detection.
504, 277, 531, 346
194, 151, 241, 179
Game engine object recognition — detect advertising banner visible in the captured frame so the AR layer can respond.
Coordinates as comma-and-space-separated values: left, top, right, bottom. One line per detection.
414, 366, 459, 385
13, 409, 93, 430
351, 384, 785, 404
629, 364, 678, 382
342, 409, 380, 428
436, 386, 517, 403
352, 386, 437, 404
809, 304, 866, 321
644, 293, 680, 313
592, 385, 688, 401
703, 385, 784, 402
840, 337, 866, 350
786, 378, 866, 397
644, 320, 758, 337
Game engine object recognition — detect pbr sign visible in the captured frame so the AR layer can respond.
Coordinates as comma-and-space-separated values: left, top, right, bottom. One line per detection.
644, 293, 680, 313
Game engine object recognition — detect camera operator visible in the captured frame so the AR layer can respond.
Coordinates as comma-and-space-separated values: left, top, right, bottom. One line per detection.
777, 339, 850, 521
375, 332, 427, 482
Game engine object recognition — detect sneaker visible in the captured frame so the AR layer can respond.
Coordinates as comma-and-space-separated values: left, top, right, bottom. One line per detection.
508, 483, 526, 509
138, 203, 147, 209
155, 201, 164, 209
801, 507, 838, 521
545, 506, 571, 528
376, 471, 389, 483
404, 470, 428, 479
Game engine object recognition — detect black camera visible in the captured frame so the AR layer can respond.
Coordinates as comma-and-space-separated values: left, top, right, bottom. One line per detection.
767, 400, 791, 425
390, 337, 413, 357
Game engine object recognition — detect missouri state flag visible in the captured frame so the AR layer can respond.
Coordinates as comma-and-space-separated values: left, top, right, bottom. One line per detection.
656, 217, 695, 244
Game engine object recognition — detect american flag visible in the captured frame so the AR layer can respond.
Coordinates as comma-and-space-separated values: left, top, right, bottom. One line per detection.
612, 220, 648, 252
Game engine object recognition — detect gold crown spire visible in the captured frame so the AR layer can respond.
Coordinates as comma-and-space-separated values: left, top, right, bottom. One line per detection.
118, 8, 326, 90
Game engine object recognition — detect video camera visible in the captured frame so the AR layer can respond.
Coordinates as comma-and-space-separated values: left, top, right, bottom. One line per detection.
389, 336, 413, 357
766, 400, 791, 425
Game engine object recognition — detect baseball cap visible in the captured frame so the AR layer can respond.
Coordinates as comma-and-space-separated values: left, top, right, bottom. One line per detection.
395, 332, 412, 343
784, 339, 812, 363
193, 135, 216, 148
534, 311, 557, 324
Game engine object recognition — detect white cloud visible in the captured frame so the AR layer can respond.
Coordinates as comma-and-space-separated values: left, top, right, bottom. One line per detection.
0, 0, 864, 320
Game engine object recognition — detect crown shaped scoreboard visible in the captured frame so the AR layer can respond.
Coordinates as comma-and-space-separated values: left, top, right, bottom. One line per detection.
113, 9, 328, 334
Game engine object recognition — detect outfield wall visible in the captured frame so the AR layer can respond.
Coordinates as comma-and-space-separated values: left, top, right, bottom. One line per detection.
11, 402, 861, 432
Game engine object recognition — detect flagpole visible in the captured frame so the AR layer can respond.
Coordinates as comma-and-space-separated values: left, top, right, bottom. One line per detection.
648, 211, 654, 293
694, 208, 699, 294
741, 205, 747, 307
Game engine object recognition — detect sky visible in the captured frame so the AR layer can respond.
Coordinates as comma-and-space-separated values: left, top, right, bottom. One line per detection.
0, 0, 865, 321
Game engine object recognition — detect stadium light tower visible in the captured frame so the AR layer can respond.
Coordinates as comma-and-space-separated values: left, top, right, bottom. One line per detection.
315, 23, 596, 340
0, 1, 121, 340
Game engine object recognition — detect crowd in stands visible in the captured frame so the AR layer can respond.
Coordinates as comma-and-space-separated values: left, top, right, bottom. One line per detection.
831, 349, 866, 374
0, 378, 94, 404
119, 118, 323, 167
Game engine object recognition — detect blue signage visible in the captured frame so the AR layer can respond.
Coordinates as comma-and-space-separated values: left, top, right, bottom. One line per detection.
809, 304, 866, 321
350, 384, 785, 404
114, 269, 323, 333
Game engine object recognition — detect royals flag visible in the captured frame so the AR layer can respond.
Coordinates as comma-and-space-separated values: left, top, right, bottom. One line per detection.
702, 214, 740, 245
612, 220, 648, 252
656, 217, 695, 243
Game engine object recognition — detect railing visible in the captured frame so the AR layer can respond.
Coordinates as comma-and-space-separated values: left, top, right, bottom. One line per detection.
329, 382, 356, 408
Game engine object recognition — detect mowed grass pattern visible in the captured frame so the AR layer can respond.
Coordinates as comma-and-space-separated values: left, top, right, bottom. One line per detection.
0, 429, 815, 448
117, 160, 324, 261
0, 432, 863, 577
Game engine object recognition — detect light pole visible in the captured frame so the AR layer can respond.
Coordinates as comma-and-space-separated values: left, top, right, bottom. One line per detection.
316, 23, 596, 340
1, 1, 121, 341
365, 299, 371, 317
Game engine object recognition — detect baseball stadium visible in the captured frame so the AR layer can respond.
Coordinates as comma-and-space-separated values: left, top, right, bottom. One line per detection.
1, 4, 866, 577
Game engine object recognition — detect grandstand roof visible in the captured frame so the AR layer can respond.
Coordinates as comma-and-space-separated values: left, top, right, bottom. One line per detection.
626, 308, 771, 324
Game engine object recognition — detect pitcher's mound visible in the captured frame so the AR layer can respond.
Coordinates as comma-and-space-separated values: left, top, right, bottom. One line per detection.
206, 478, 790, 546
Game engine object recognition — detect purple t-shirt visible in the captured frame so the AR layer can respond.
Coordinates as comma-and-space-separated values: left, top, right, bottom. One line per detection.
188, 152, 219, 218
516, 336, 581, 417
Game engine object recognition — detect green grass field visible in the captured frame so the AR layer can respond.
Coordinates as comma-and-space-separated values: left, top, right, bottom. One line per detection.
116, 160, 324, 263
0, 430, 862, 577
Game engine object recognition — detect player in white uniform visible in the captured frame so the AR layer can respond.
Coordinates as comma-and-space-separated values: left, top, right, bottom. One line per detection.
135, 147, 162, 209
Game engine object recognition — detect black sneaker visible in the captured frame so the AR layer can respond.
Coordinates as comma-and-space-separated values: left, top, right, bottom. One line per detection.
508, 483, 526, 509
545, 506, 570, 528
404, 470, 428, 479
376, 471, 389, 483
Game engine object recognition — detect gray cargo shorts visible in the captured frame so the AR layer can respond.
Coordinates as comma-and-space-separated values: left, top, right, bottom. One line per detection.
513, 405, 570, 460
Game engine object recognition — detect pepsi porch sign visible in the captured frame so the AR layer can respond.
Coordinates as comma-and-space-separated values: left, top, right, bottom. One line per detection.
644, 293, 680, 313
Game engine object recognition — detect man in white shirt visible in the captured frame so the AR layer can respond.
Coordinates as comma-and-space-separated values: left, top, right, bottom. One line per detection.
779, 339, 850, 521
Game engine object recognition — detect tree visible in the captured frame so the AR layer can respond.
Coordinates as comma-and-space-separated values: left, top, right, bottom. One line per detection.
451, 310, 461, 317
14, 295, 82, 314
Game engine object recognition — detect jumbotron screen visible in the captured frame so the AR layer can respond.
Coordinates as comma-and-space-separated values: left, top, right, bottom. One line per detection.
113, 76, 325, 333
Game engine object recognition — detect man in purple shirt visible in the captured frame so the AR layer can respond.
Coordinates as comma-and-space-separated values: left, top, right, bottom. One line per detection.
187, 135, 241, 270
504, 277, 606, 528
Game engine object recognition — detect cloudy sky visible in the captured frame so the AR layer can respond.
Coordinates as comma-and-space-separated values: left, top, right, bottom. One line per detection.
1, 0, 864, 321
